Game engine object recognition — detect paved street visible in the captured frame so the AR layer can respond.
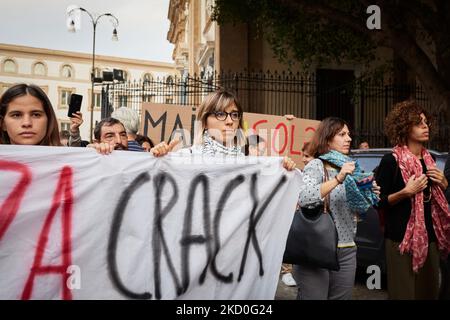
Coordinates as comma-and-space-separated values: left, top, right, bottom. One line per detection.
275, 269, 388, 300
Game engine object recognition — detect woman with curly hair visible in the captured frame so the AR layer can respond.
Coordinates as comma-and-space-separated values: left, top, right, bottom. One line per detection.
376, 100, 449, 299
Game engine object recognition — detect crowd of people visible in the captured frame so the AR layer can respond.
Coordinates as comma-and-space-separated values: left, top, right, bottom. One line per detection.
1, 83, 449, 300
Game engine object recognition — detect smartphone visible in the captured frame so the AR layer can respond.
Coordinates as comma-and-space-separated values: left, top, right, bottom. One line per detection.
68, 93, 83, 117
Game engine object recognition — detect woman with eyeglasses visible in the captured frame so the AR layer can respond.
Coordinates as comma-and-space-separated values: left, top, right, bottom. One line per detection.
150, 89, 296, 170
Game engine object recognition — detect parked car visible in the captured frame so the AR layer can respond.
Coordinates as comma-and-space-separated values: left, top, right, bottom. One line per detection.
352, 148, 447, 273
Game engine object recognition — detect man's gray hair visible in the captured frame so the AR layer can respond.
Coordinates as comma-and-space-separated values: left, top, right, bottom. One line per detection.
111, 107, 140, 135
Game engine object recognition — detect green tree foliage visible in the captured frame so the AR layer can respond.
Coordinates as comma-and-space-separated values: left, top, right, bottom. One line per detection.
213, 0, 450, 117
213, 0, 376, 69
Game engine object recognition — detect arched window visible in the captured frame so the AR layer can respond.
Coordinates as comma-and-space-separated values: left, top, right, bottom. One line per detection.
166, 75, 174, 85
3, 59, 17, 73
33, 62, 46, 76
122, 71, 128, 81
61, 65, 73, 78
143, 73, 153, 82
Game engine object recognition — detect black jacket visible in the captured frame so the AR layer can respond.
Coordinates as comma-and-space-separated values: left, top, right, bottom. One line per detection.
445, 154, 450, 204
376, 153, 436, 243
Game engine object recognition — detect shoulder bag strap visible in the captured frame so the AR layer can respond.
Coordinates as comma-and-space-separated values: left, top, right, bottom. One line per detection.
321, 160, 331, 214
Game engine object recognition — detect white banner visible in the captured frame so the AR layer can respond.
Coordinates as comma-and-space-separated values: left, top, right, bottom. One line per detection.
0, 145, 301, 300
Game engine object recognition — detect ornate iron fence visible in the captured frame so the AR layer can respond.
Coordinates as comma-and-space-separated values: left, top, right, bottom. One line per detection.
100, 71, 449, 151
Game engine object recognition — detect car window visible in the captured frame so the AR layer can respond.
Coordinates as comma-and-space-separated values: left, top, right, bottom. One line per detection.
353, 155, 382, 173
353, 153, 445, 172
435, 156, 445, 171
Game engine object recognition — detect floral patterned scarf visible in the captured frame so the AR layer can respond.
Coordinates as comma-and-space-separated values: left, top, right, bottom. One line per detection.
393, 145, 450, 272
200, 131, 243, 156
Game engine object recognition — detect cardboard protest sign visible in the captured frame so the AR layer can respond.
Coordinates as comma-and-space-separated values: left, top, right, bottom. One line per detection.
140, 103, 319, 167
0, 145, 301, 299
242, 112, 319, 167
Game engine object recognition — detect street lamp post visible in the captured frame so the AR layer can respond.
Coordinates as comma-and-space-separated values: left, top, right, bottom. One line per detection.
67, 7, 119, 142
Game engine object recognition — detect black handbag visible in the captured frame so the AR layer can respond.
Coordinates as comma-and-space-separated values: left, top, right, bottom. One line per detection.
282, 163, 340, 271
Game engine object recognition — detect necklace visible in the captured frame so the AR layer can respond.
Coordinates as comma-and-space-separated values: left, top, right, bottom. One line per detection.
423, 188, 432, 203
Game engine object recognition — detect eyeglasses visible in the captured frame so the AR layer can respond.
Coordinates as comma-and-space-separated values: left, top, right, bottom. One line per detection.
209, 111, 242, 121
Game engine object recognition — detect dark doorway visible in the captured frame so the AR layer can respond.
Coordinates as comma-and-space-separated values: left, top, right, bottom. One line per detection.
316, 69, 355, 126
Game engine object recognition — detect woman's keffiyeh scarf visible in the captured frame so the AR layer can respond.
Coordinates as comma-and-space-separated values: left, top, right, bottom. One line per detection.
393, 145, 450, 272
319, 150, 379, 214
201, 131, 243, 156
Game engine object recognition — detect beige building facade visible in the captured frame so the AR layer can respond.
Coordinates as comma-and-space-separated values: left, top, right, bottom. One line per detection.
0, 43, 175, 141
167, 0, 310, 76
166, 1, 398, 76
167, 0, 215, 76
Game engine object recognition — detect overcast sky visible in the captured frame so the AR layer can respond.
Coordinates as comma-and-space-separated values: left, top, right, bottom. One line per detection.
0, 0, 174, 62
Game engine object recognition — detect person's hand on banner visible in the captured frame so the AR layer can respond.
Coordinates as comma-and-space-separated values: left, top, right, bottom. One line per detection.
87, 142, 115, 155
284, 114, 295, 120
283, 156, 296, 171
151, 139, 180, 157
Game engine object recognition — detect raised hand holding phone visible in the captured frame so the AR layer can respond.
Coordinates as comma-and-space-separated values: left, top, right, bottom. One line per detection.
68, 93, 83, 118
